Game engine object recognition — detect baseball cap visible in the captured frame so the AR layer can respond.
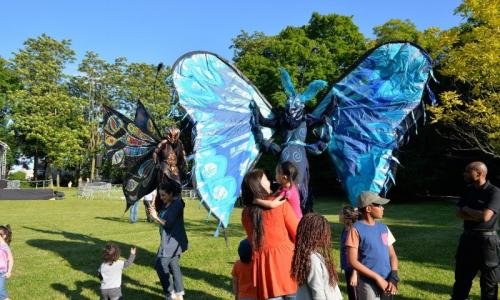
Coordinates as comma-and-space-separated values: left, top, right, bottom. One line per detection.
357, 191, 390, 208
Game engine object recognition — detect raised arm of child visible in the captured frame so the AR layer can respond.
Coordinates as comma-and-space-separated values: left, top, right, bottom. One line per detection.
253, 193, 286, 209
124, 247, 137, 268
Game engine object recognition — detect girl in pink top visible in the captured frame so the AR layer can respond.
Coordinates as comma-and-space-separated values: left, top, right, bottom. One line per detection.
0, 225, 13, 300
254, 161, 303, 219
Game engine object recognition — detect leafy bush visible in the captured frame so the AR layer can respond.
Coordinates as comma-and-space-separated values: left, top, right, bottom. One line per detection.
8, 171, 26, 181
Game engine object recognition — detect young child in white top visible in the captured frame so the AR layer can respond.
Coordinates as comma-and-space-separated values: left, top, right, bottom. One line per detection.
98, 243, 136, 300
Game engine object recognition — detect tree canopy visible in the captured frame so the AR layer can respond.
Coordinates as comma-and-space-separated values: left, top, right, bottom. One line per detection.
231, 12, 366, 109
428, 0, 499, 158
8, 34, 87, 176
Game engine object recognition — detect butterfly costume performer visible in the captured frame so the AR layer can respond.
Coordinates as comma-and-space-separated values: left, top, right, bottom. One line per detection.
249, 67, 337, 213
102, 101, 187, 209
104, 41, 436, 232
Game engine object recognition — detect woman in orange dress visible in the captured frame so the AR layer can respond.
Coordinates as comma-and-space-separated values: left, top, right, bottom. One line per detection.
241, 169, 299, 300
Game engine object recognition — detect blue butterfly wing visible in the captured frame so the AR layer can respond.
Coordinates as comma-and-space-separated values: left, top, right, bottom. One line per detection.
172, 52, 273, 228
313, 42, 434, 205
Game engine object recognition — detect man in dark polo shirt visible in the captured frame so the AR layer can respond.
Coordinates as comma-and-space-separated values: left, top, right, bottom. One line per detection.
451, 161, 500, 300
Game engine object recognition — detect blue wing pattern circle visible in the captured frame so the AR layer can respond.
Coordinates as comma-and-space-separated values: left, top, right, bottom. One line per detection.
172, 52, 273, 228
313, 42, 434, 205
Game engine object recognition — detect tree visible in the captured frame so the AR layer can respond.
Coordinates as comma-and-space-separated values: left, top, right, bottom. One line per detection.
8, 34, 88, 185
372, 19, 421, 44
231, 12, 366, 109
70, 52, 174, 181
122, 62, 173, 130
370, 19, 446, 60
428, 0, 500, 158
0, 57, 19, 97
69, 51, 129, 181
0, 57, 20, 168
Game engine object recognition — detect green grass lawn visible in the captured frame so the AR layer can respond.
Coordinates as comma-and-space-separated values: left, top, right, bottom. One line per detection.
0, 188, 482, 299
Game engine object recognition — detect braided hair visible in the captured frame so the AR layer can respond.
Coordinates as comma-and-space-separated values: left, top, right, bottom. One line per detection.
292, 213, 338, 287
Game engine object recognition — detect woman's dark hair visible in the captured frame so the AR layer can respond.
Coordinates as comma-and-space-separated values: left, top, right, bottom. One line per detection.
277, 161, 299, 184
0, 225, 12, 245
241, 169, 270, 250
341, 205, 359, 227
102, 243, 121, 264
159, 179, 181, 196
292, 213, 338, 287
155, 179, 182, 211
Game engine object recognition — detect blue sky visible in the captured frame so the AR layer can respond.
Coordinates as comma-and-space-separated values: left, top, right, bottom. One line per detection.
1, 0, 463, 73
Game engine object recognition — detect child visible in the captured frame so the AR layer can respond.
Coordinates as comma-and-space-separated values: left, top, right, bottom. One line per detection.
292, 213, 343, 300
149, 180, 188, 300
253, 161, 302, 219
346, 191, 399, 300
0, 225, 13, 300
340, 205, 359, 300
231, 239, 256, 300
98, 243, 136, 300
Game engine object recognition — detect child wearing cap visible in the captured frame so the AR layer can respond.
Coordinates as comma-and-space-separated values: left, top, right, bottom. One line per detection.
345, 191, 399, 300
232, 239, 257, 300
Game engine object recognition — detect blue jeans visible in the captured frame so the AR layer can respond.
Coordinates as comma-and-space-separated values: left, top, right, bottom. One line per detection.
267, 294, 296, 300
129, 201, 139, 223
155, 256, 184, 300
0, 271, 7, 300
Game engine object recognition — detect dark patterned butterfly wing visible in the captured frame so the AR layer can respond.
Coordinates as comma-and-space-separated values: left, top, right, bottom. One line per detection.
102, 104, 160, 209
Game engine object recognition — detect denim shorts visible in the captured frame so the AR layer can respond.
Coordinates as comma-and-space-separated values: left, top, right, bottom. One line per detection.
0, 271, 7, 300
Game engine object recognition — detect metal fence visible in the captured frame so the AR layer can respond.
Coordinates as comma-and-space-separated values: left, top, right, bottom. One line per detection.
77, 182, 116, 200
182, 189, 198, 199
74, 183, 198, 201
8, 179, 52, 189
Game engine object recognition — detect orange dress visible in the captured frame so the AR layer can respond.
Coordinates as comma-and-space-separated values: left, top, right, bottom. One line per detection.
242, 201, 299, 300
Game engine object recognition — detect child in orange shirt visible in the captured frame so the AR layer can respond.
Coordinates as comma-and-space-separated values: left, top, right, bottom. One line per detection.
232, 239, 256, 300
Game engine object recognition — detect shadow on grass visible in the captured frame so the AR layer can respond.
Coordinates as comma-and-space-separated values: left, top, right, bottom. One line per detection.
94, 216, 150, 224
187, 290, 226, 300
404, 280, 452, 297
386, 223, 457, 271
182, 266, 232, 292
93, 216, 246, 239
52, 280, 96, 300
25, 226, 230, 299
51, 276, 167, 300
